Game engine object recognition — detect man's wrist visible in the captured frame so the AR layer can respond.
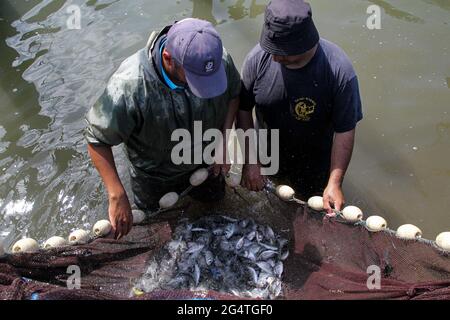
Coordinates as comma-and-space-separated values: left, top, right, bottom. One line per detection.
109, 188, 127, 201
328, 175, 343, 187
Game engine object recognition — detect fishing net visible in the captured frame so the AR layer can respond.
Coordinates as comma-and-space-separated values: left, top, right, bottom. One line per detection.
1, 187, 449, 300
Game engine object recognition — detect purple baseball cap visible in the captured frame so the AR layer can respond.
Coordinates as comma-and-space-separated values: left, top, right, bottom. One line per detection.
166, 18, 227, 99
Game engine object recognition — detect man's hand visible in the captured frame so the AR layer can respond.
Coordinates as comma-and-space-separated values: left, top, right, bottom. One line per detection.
108, 192, 133, 240
241, 163, 266, 191
213, 163, 231, 177
323, 182, 345, 216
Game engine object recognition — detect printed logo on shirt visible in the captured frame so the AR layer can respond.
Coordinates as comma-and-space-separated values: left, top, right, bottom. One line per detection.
205, 60, 214, 73
292, 97, 316, 122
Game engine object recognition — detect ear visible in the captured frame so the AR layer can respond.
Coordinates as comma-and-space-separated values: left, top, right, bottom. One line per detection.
162, 49, 173, 66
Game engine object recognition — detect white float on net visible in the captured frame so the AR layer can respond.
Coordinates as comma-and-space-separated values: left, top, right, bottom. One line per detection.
68, 229, 89, 245
93, 220, 112, 237
365, 216, 388, 232
307, 196, 324, 211
396, 224, 422, 240
189, 168, 209, 187
342, 206, 364, 222
132, 209, 146, 225
12, 238, 39, 254
435, 232, 450, 251
43, 236, 68, 249
159, 192, 179, 209
276, 185, 295, 202
225, 172, 242, 188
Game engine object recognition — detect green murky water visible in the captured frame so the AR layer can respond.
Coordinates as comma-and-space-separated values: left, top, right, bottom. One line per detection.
0, 0, 449, 249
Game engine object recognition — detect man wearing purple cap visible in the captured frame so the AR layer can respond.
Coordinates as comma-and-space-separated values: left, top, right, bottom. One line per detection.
84, 18, 241, 239
238, 0, 363, 215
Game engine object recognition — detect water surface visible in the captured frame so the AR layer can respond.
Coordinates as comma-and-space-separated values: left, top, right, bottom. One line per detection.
0, 0, 449, 249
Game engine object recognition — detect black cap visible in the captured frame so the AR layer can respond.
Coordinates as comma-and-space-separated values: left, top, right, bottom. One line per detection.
260, 0, 320, 56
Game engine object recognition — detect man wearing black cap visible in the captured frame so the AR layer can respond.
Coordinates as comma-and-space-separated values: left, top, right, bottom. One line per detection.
238, 0, 363, 215
85, 18, 241, 238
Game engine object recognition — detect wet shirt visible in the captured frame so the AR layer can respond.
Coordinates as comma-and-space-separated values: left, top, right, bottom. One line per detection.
240, 39, 363, 174
84, 27, 241, 186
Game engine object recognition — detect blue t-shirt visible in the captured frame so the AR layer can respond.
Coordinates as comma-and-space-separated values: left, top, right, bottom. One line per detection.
240, 39, 363, 174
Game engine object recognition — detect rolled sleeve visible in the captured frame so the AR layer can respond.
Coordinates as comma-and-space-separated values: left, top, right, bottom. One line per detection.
332, 76, 363, 133
239, 49, 258, 112
84, 80, 138, 146
224, 52, 242, 101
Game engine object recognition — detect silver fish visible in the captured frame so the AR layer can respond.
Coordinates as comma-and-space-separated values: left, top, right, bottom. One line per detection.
214, 256, 224, 267
243, 239, 253, 248
241, 250, 256, 262
182, 230, 192, 241
256, 261, 273, 275
249, 244, 261, 255
235, 237, 245, 250
204, 250, 214, 266
186, 243, 204, 254
221, 215, 238, 222
246, 266, 258, 284
266, 259, 276, 268
250, 287, 270, 298
256, 272, 272, 288
177, 260, 193, 272
247, 231, 256, 241
280, 250, 289, 261
193, 263, 200, 286
239, 219, 249, 229
278, 238, 288, 249
259, 250, 278, 260
196, 234, 212, 245
269, 278, 282, 297
224, 223, 236, 239
260, 243, 278, 251
256, 231, 264, 242
167, 274, 189, 288
274, 261, 284, 277
191, 228, 208, 232
220, 241, 234, 251
212, 228, 223, 236
167, 238, 184, 253
247, 251, 257, 262
265, 226, 275, 239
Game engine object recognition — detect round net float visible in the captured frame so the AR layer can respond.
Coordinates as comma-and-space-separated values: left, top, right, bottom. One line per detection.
132, 209, 146, 225
68, 229, 89, 245
189, 168, 209, 187
435, 232, 450, 251
93, 220, 112, 237
159, 192, 179, 209
342, 206, 364, 222
307, 196, 324, 211
225, 172, 241, 188
43, 236, 68, 249
365, 216, 388, 232
12, 238, 39, 254
396, 224, 422, 240
276, 185, 295, 201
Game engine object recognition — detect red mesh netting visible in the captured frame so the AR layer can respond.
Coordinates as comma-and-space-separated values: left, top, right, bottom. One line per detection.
1, 190, 449, 300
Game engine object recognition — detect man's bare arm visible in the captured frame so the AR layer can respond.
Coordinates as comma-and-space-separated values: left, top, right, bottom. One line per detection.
236, 110, 266, 191
213, 97, 240, 176
87, 144, 133, 239
323, 129, 356, 215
